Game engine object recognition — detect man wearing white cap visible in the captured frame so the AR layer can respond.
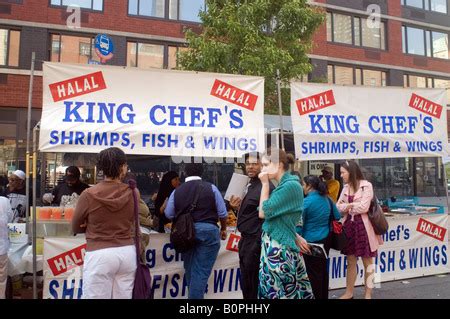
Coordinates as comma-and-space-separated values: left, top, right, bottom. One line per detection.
5, 170, 28, 222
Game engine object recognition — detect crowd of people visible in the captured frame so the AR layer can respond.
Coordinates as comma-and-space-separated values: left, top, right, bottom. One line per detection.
0, 145, 383, 299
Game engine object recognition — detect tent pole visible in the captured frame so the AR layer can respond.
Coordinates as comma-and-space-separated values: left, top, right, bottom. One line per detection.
26, 52, 35, 239
32, 123, 39, 299
276, 69, 285, 151
26, 51, 36, 298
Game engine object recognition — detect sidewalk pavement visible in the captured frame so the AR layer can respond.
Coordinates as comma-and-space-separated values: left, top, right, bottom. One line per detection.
329, 273, 450, 299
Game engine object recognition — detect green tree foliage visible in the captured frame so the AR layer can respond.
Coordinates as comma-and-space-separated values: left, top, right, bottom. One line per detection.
178, 0, 325, 114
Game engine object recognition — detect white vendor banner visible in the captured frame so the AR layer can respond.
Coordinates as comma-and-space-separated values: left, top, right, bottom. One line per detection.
39, 62, 265, 158
43, 233, 242, 299
42, 215, 449, 298
291, 83, 448, 160
43, 236, 86, 299
329, 214, 449, 289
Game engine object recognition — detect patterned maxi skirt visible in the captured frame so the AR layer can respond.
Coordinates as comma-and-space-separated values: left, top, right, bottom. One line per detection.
258, 232, 314, 299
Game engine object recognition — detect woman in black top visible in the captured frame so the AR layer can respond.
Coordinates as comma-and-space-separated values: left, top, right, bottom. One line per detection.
154, 171, 180, 233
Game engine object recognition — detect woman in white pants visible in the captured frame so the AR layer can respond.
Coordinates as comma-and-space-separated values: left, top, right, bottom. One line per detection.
73, 147, 137, 299
0, 196, 13, 299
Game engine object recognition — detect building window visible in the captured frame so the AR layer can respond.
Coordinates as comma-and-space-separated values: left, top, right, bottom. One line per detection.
331, 13, 352, 45
327, 12, 386, 50
404, 26, 425, 55
129, 0, 205, 22
170, 0, 205, 22
432, 31, 449, 59
334, 65, 354, 85
402, 0, 447, 14
0, 29, 20, 67
404, 74, 450, 105
433, 79, 450, 105
403, 25, 449, 59
50, 34, 100, 64
168, 45, 189, 69
128, 0, 165, 18
363, 69, 386, 86
328, 64, 387, 86
50, 0, 103, 11
404, 74, 428, 88
361, 17, 386, 50
127, 41, 164, 69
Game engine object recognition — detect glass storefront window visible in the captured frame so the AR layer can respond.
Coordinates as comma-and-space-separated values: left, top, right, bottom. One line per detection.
127, 42, 138, 67
60, 35, 91, 64
327, 65, 333, 84
407, 75, 427, 88
358, 158, 447, 199
334, 65, 354, 85
329, 65, 386, 87
415, 157, 446, 196
355, 68, 362, 85
363, 69, 386, 86
50, 34, 97, 64
385, 158, 413, 197
168, 46, 189, 69
138, 43, 164, 69
0, 139, 17, 176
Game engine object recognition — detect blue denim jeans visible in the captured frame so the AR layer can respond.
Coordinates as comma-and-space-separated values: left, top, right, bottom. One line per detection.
182, 222, 220, 299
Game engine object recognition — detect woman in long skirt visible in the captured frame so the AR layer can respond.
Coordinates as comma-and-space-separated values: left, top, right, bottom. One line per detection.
257, 148, 314, 299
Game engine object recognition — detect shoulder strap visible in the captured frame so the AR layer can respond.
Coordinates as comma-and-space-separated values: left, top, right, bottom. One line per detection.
191, 182, 203, 211
128, 179, 141, 264
327, 196, 335, 225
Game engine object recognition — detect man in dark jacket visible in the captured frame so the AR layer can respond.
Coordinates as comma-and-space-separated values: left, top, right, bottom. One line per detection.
229, 152, 274, 299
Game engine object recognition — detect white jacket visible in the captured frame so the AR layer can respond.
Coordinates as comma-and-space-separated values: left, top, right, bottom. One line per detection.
0, 196, 13, 255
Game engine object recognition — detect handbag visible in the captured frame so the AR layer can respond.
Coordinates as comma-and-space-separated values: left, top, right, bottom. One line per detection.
326, 197, 347, 251
129, 180, 153, 300
368, 195, 389, 235
170, 182, 203, 253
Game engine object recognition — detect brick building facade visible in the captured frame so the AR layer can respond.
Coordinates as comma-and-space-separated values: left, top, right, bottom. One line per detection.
0, 0, 449, 196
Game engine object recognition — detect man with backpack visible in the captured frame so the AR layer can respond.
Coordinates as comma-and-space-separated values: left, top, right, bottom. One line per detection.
164, 162, 227, 299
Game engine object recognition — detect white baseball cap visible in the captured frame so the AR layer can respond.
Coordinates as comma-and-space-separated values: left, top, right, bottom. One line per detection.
12, 170, 26, 180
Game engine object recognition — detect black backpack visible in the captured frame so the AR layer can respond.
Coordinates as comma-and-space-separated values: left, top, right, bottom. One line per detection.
170, 182, 203, 253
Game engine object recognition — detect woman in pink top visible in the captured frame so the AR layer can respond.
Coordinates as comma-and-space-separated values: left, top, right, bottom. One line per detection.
336, 160, 383, 299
